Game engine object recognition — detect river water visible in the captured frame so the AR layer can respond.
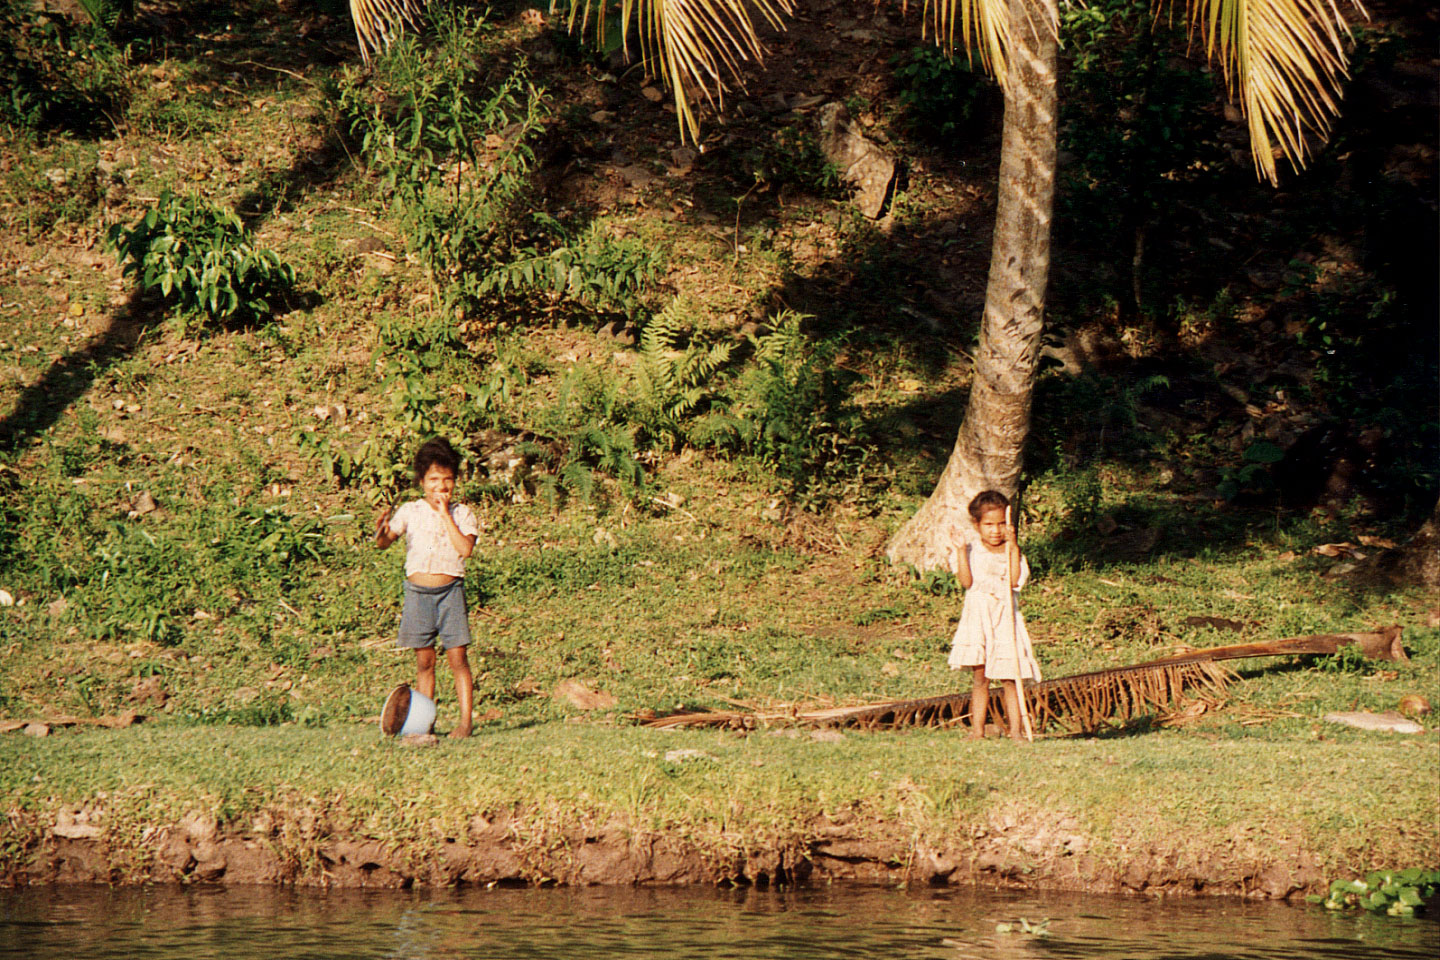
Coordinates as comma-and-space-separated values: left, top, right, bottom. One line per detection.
3, 884, 1436, 959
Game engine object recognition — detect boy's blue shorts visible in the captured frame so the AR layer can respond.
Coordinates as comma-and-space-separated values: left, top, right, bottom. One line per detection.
397, 579, 471, 650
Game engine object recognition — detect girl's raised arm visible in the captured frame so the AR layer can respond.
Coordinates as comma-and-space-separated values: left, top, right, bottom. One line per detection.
954, 530, 974, 590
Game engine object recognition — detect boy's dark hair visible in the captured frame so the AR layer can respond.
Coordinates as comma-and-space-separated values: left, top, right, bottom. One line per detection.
968, 489, 1010, 520
413, 437, 462, 485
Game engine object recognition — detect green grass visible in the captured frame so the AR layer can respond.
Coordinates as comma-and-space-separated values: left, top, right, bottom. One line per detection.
1, 723, 1433, 882
1, 0, 1436, 887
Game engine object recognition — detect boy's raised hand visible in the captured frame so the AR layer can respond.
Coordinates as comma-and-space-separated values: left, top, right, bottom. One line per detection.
374, 506, 393, 543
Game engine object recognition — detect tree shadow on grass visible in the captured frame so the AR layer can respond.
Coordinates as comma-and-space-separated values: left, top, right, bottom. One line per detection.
0, 290, 164, 454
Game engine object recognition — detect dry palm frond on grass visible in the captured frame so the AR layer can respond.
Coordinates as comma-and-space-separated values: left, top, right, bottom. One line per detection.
640, 626, 1405, 735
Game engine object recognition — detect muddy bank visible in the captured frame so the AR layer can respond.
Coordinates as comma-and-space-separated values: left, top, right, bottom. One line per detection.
6, 811, 1325, 900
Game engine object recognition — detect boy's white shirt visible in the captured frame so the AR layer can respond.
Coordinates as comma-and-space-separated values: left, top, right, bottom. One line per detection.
389, 500, 479, 578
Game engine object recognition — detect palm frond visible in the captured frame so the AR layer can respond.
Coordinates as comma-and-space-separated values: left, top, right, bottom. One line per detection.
350, 0, 429, 65
568, 0, 794, 140
640, 627, 1406, 734
1186, 0, 1366, 183
921, 0, 1013, 86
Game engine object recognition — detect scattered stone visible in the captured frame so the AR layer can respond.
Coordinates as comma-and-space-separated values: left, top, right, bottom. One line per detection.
132, 491, 158, 515
47, 596, 68, 618
669, 146, 697, 174
1184, 616, 1245, 632
589, 109, 614, 124
231, 686, 260, 704
614, 164, 657, 188
0, 589, 12, 606
52, 821, 101, 839
553, 679, 617, 711
1398, 695, 1431, 718
23, 722, 49, 737
810, 729, 845, 743
881, 662, 900, 677
1322, 711, 1424, 734
593, 528, 618, 550
399, 733, 439, 747
128, 675, 167, 707
310, 645, 334, 661
181, 811, 218, 844
816, 102, 896, 218
663, 748, 716, 762
97, 710, 139, 729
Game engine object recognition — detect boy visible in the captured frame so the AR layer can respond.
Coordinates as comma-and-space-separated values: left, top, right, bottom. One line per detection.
375, 438, 478, 737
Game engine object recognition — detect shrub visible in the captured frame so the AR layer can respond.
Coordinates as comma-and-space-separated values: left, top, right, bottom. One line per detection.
735, 126, 845, 196
294, 313, 523, 497
706, 311, 863, 496
0, 0, 129, 136
484, 216, 664, 317
892, 46, 994, 150
104, 190, 295, 333
331, 8, 548, 317
628, 302, 734, 451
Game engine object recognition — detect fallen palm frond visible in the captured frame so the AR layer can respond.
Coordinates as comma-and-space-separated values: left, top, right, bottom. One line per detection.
639, 626, 1404, 735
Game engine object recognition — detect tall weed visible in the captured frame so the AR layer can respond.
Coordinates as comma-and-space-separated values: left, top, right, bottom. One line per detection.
332, 7, 547, 317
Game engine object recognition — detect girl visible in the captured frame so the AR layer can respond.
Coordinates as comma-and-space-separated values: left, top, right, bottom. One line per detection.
948, 490, 1040, 741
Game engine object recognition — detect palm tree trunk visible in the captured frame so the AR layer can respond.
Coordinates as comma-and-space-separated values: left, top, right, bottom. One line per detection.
886, 0, 1058, 570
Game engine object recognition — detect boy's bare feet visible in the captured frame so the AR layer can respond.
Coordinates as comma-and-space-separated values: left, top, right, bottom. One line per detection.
448, 724, 472, 739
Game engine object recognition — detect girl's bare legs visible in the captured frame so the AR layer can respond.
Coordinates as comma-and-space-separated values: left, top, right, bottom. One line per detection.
446, 646, 473, 738
415, 647, 437, 700
970, 666, 989, 739
1000, 681, 1023, 741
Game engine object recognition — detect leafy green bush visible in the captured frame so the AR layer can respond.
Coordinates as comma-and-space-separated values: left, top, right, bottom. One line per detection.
735, 126, 845, 196
294, 313, 523, 497
1216, 439, 1285, 501
892, 46, 993, 150
0, 0, 129, 135
628, 302, 734, 451
105, 190, 295, 333
1310, 868, 1440, 916
712, 311, 862, 495
331, 8, 548, 317
484, 216, 664, 317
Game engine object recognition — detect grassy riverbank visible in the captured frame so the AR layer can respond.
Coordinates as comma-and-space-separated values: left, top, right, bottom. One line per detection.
3, 720, 1437, 890
2, 0, 1437, 890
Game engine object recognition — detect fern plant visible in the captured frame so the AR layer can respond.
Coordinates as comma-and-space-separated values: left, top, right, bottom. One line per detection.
629, 302, 734, 450
484, 216, 664, 317
722, 311, 861, 494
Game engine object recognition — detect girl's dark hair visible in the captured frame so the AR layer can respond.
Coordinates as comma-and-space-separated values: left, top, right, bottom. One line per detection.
968, 489, 1010, 520
413, 437, 461, 485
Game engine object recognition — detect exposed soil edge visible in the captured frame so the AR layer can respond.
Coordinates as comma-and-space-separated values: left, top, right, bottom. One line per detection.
3, 815, 1326, 900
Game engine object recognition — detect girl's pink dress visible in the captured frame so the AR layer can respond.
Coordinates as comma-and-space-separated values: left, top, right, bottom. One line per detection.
947, 542, 1041, 682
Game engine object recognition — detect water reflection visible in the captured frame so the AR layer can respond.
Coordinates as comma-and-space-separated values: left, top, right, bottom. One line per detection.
2, 884, 1436, 960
